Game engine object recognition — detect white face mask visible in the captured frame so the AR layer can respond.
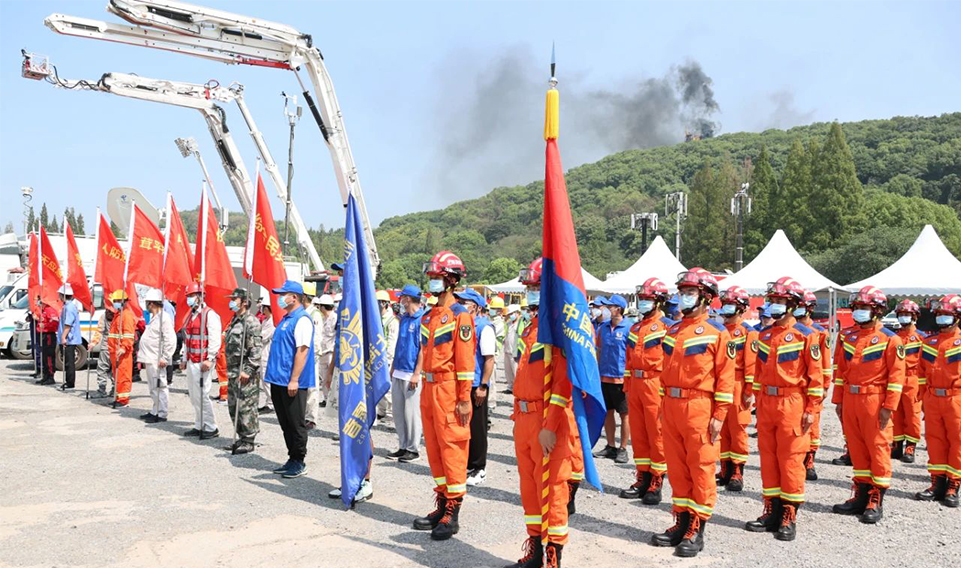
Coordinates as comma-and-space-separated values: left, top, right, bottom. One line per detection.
428, 279, 445, 294
719, 304, 736, 317
897, 315, 913, 325
793, 306, 807, 317
526, 290, 540, 306
768, 303, 787, 317
852, 309, 873, 324
186, 296, 198, 308
637, 300, 655, 315
679, 293, 698, 313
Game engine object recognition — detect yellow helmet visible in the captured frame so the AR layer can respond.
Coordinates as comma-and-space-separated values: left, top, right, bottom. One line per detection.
302, 281, 317, 296
489, 296, 505, 310
376, 290, 391, 303
110, 289, 129, 302
427, 296, 438, 306
520, 297, 528, 308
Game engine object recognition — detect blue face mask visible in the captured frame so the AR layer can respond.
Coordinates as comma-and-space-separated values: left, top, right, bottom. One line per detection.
768, 303, 787, 317
186, 296, 198, 308
526, 290, 540, 306
112, 302, 123, 311
276, 295, 288, 310
719, 304, 736, 316
428, 279, 445, 294
679, 294, 698, 313
897, 315, 913, 325
793, 306, 807, 317
852, 309, 873, 324
229, 299, 239, 312
638, 300, 655, 315
936, 314, 955, 327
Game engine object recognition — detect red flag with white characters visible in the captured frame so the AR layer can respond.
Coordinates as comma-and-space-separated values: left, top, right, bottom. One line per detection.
38, 227, 64, 311
95, 212, 141, 316
125, 204, 165, 290
244, 173, 286, 325
163, 195, 196, 331
65, 223, 93, 313
194, 187, 237, 325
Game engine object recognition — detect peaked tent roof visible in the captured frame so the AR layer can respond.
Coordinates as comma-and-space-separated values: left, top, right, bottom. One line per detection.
486, 267, 605, 294
716, 229, 848, 295
847, 225, 961, 297
596, 236, 687, 294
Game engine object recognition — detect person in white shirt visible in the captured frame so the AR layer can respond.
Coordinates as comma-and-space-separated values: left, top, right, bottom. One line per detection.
501, 304, 521, 394
315, 294, 337, 409
304, 288, 325, 430
180, 283, 222, 438
137, 289, 177, 423
258, 298, 275, 413
377, 290, 399, 420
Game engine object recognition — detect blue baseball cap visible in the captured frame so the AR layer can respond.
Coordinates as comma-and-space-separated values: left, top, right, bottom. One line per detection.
272, 280, 305, 295
761, 302, 773, 318
400, 284, 421, 299
330, 262, 344, 272
608, 295, 628, 310
454, 289, 486, 309
594, 296, 610, 306
667, 293, 679, 305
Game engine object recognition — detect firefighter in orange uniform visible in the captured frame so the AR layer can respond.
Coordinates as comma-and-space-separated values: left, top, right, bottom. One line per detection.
892, 300, 925, 464
794, 290, 832, 481
412, 251, 476, 541
914, 295, 961, 507
744, 277, 822, 541
831, 286, 905, 524
651, 268, 735, 558
715, 285, 757, 492
619, 277, 674, 504
830, 325, 858, 468
108, 290, 138, 407
505, 259, 580, 568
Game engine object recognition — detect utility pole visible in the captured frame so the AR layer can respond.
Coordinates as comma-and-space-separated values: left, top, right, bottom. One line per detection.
665, 192, 687, 263
282, 92, 302, 249
630, 212, 658, 255
731, 182, 752, 271
21, 186, 34, 239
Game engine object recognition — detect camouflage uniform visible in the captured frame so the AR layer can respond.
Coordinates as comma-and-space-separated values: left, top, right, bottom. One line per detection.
225, 310, 263, 444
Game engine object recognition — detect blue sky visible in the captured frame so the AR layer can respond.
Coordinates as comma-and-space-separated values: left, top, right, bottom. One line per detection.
1, 0, 958, 238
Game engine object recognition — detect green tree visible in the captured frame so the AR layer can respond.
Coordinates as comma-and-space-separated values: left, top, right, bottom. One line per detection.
75, 213, 85, 235
110, 220, 123, 239
808, 226, 916, 285
807, 123, 865, 250
483, 257, 521, 284
882, 173, 923, 197
376, 260, 408, 289
39, 203, 49, 231
775, 140, 813, 247
3, 222, 13, 234
49, 214, 60, 233
744, 146, 778, 259
26, 207, 36, 233
683, 159, 735, 270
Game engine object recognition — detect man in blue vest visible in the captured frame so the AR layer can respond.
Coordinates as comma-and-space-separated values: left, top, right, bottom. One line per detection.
454, 288, 495, 486
265, 280, 316, 478
388, 284, 426, 463
593, 294, 632, 464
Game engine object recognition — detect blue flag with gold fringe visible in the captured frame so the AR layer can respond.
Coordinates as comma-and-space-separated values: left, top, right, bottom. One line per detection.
336, 193, 391, 509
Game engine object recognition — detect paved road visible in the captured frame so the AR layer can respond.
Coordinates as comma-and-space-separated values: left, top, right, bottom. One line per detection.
0, 360, 955, 567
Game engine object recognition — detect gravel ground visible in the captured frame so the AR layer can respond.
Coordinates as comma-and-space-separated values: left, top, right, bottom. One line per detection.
0, 359, 956, 568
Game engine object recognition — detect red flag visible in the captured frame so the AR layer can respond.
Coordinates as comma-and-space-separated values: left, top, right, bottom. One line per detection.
125, 204, 165, 290
244, 174, 286, 325
163, 195, 196, 330
27, 232, 40, 317
195, 187, 237, 324
65, 223, 93, 313
38, 227, 64, 310
95, 213, 141, 317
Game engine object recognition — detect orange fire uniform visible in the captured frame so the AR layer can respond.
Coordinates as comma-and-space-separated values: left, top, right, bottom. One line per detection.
660, 314, 735, 520
720, 320, 758, 467
625, 310, 674, 476
919, 328, 961, 482
894, 326, 925, 447
512, 315, 580, 545
805, 323, 832, 452
752, 318, 822, 504
108, 306, 137, 405
832, 323, 905, 489
420, 293, 476, 499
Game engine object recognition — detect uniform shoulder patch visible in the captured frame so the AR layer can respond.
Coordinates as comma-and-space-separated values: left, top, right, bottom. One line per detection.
459, 324, 473, 342
811, 343, 821, 361
751, 339, 760, 353
670, 324, 681, 334
880, 327, 896, 337
792, 322, 813, 337
726, 340, 737, 360
661, 316, 678, 327
707, 319, 726, 332
896, 344, 905, 360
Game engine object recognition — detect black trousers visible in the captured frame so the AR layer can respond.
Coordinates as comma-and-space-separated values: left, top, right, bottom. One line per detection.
41, 333, 57, 381
62, 344, 76, 387
271, 384, 309, 462
467, 386, 489, 471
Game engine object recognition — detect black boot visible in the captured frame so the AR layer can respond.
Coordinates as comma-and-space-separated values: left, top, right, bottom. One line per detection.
674, 516, 706, 558
413, 494, 447, 530
505, 536, 542, 568
804, 451, 818, 481
902, 442, 917, 464
915, 474, 947, 501
619, 471, 650, 499
859, 486, 885, 524
726, 463, 744, 492
544, 542, 562, 568
716, 460, 731, 486
944, 478, 961, 508
775, 501, 798, 542
651, 511, 690, 547
566, 481, 579, 516
430, 497, 462, 540
642, 472, 664, 505
745, 497, 782, 532
833, 483, 869, 515
831, 449, 852, 466
891, 440, 904, 460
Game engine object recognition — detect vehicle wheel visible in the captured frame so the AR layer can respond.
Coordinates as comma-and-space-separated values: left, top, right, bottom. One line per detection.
10, 344, 33, 360
55, 345, 88, 371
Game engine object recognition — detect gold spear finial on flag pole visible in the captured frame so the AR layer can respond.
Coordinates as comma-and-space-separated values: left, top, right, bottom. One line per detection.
544, 43, 559, 141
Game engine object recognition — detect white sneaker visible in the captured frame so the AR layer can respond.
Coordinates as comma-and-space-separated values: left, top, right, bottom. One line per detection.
328, 487, 342, 499
355, 479, 373, 502
466, 469, 486, 487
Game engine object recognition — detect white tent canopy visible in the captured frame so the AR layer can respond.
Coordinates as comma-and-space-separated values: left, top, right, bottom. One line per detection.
485, 267, 605, 294
847, 224, 961, 297
596, 236, 686, 294
717, 229, 848, 295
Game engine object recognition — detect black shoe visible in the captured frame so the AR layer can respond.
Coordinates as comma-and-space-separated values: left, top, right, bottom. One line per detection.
319, 400, 327, 408
58, 383, 74, 391
833, 483, 869, 515
902, 443, 917, 464
200, 429, 219, 440
642, 473, 664, 505
399, 450, 421, 463
39, 378, 55, 386
144, 414, 167, 424
775, 502, 798, 542
651, 511, 689, 547
716, 461, 732, 486
139, 412, 155, 420
726, 463, 744, 492
944, 479, 961, 508
282, 461, 307, 478
132, 375, 142, 383
545, 542, 562, 568
675, 516, 706, 558
620, 471, 650, 499
891, 440, 904, 460
414, 495, 448, 530
232, 441, 255, 455
831, 452, 852, 466
430, 497, 461, 541
258, 405, 273, 414
505, 536, 542, 568
916, 474, 947, 501
614, 448, 629, 464
803, 451, 818, 481
745, 497, 782, 532
592, 445, 617, 459
859, 486, 885, 524
503, 389, 513, 395
184, 428, 202, 437
386, 449, 406, 460
567, 481, 579, 516
273, 460, 294, 474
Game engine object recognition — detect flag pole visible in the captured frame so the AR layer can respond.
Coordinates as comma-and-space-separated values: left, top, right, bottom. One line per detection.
86, 209, 101, 400
199, 182, 209, 438
35, 223, 42, 380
